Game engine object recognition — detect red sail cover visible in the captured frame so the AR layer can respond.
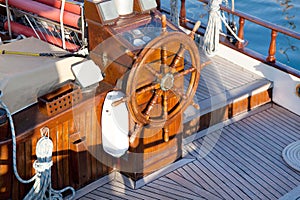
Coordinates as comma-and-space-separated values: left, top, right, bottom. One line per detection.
4, 21, 80, 51
0, 0, 81, 28
34, 0, 81, 15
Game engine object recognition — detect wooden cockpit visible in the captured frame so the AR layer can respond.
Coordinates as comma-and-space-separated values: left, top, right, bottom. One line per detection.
1, 0, 300, 199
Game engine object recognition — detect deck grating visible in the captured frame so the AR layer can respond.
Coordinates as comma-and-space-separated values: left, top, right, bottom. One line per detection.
74, 104, 300, 199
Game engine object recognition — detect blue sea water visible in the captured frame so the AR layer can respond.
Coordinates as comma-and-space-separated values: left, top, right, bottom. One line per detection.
163, 0, 300, 71
234, 0, 300, 71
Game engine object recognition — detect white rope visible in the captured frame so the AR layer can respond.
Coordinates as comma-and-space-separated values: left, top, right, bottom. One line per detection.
24, 15, 41, 40
60, 0, 66, 50
203, 0, 222, 56
203, 0, 243, 56
0, 92, 75, 199
5, 0, 12, 38
218, 12, 244, 43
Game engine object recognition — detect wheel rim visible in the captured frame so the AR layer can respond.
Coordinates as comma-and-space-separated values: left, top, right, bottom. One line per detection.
126, 32, 201, 128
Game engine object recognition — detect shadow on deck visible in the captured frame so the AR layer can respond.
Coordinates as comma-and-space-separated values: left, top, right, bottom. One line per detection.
74, 104, 300, 200
72, 52, 300, 199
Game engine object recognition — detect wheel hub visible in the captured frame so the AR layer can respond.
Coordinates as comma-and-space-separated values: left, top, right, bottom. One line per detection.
160, 73, 174, 91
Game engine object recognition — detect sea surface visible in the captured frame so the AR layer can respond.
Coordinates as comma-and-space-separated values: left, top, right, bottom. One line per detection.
163, 0, 300, 71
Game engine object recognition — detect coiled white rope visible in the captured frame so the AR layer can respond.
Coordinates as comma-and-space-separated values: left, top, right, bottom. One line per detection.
0, 92, 75, 199
203, 0, 222, 56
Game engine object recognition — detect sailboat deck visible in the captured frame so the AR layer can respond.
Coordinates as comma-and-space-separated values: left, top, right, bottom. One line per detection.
74, 104, 300, 200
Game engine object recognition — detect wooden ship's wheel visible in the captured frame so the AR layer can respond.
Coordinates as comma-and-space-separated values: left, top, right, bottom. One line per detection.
84, 0, 204, 178
114, 16, 201, 145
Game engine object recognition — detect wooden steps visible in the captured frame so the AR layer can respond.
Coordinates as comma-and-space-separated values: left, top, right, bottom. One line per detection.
183, 54, 272, 138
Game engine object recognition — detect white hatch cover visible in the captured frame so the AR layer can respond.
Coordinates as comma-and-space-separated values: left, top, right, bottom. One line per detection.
71, 59, 103, 88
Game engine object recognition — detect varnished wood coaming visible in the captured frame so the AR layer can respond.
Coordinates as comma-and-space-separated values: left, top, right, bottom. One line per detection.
0, 82, 114, 199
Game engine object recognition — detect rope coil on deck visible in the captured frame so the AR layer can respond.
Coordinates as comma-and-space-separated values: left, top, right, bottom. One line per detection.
282, 140, 300, 171
0, 91, 75, 199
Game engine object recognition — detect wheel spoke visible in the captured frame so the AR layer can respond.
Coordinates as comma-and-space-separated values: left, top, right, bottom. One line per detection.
189, 21, 201, 40
161, 14, 167, 34
163, 91, 169, 142
136, 83, 160, 95
143, 89, 163, 120
161, 45, 168, 74
172, 86, 187, 100
169, 44, 186, 68
163, 91, 168, 120
145, 63, 162, 79
111, 96, 128, 107
174, 67, 196, 79
163, 127, 169, 142
129, 123, 142, 147
192, 101, 200, 110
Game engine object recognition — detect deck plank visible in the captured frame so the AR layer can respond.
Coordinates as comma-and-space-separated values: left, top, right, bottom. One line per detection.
103, 183, 144, 200
93, 187, 129, 200
223, 124, 293, 190
185, 161, 238, 200
176, 167, 199, 185
188, 143, 257, 200
165, 172, 220, 200
84, 193, 107, 200
194, 131, 285, 198
147, 181, 202, 200
224, 126, 300, 187
152, 178, 200, 196
108, 181, 161, 200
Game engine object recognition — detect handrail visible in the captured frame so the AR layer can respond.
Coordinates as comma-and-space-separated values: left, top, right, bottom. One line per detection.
220, 6, 300, 40
157, 0, 300, 78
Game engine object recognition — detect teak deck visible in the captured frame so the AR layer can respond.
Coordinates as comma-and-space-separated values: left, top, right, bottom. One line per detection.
75, 104, 300, 200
